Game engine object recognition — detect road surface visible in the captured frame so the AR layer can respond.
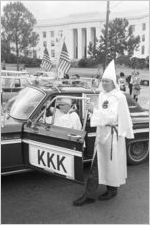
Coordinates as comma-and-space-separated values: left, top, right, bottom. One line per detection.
1, 160, 149, 224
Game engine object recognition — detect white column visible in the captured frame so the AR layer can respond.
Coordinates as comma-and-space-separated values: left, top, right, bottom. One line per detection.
47, 30, 51, 56
39, 32, 44, 58
86, 27, 91, 57
78, 28, 82, 59
96, 26, 101, 40
65, 29, 73, 60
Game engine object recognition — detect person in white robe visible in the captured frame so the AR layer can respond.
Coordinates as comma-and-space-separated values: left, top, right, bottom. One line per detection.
46, 98, 82, 130
73, 60, 134, 206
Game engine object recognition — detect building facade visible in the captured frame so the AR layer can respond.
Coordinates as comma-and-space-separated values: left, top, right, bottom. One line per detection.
34, 11, 149, 63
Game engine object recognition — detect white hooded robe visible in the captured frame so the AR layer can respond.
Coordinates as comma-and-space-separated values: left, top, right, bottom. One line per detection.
90, 89, 134, 187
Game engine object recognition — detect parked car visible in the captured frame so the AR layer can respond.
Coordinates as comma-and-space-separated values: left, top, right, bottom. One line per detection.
1, 70, 32, 104
1, 84, 149, 181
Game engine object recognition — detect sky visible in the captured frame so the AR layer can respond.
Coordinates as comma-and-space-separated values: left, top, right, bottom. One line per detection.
1, 1, 149, 20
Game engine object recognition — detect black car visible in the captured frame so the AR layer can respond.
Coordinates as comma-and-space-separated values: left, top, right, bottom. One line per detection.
1, 85, 149, 182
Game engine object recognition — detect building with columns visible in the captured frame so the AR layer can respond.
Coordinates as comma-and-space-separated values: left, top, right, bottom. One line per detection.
34, 10, 149, 63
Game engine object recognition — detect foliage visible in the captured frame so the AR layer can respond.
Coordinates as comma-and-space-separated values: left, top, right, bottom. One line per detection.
88, 18, 140, 64
71, 60, 79, 68
88, 41, 105, 64
78, 57, 98, 68
1, 2, 39, 70
77, 55, 148, 69
130, 57, 147, 69
145, 56, 149, 68
116, 55, 131, 67
2, 53, 42, 67
5, 53, 17, 63
23, 57, 42, 67
1, 33, 11, 62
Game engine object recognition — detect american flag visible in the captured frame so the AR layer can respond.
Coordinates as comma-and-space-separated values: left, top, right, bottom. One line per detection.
40, 48, 52, 71
58, 42, 71, 78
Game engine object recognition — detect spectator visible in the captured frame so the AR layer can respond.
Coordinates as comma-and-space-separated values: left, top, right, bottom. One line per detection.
132, 72, 141, 102
72, 74, 81, 86
126, 73, 133, 95
118, 72, 126, 92
64, 73, 69, 79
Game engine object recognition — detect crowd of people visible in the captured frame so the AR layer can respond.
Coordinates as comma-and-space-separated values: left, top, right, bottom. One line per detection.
118, 71, 141, 102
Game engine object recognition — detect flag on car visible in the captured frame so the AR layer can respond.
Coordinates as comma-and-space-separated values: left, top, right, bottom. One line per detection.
40, 48, 52, 71
57, 42, 71, 78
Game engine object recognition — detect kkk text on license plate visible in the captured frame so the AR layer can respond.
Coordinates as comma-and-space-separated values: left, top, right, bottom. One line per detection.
29, 144, 74, 179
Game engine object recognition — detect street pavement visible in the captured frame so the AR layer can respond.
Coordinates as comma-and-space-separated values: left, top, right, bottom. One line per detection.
1, 159, 149, 224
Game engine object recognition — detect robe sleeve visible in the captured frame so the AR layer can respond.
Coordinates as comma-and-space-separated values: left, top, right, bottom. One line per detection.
90, 95, 118, 127
70, 112, 82, 130
118, 94, 134, 139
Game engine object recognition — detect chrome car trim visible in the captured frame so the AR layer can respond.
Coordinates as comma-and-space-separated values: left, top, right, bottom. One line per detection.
132, 118, 149, 123
131, 112, 149, 116
133, 128, 149, 134
1, 169, 32, 176
88, 133, 96, 137
1, 139, 22, 145
23, 139, 82, 157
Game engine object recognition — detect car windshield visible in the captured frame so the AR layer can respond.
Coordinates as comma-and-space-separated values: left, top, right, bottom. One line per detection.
9, 87, 45, 120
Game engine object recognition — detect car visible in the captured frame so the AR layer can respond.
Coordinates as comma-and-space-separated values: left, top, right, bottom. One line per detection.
1, 83, 149, 181
31, 71, 57, 86
1, 70, 32, 105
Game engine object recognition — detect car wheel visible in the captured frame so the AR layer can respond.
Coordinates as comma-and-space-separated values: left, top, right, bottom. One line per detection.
127, 141, 149, 165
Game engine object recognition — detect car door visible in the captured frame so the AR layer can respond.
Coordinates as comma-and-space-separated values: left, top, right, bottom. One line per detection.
22, 95, 89, 182
82, 93, 99, 161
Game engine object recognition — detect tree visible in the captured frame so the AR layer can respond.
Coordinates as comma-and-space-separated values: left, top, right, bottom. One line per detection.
1, 33, 11, 62
88, 18, 140, 65
1, 2, 39, 70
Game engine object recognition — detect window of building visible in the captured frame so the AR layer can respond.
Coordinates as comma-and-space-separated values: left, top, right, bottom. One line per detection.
43, 41, 47, 47
51, 49, 55, 57
131, 25, 135, 32
51, 40, 55, 47
50, 31, 54, 37
43, 31, 46, 38
142, 34, 145, 42
141, 45, 145, 55
142, 23, 146, 31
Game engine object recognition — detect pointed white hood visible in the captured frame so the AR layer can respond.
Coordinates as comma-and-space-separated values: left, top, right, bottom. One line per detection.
102, 60, 117, 87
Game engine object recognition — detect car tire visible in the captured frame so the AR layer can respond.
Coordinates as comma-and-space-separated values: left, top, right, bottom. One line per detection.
127, 141, 149, 165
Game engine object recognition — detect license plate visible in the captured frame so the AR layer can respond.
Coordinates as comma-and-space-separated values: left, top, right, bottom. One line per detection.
29, 144, 74, 179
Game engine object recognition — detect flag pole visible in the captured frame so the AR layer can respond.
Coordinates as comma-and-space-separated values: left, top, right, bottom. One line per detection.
103, 0, 110, 71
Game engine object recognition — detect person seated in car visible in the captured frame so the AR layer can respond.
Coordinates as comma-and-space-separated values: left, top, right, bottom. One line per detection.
45, 98, 82, 130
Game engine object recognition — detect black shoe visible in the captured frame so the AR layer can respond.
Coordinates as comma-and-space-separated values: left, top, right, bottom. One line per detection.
98, 190, 109, 198
73, 194, 95, 207
98, 191, 117, 201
